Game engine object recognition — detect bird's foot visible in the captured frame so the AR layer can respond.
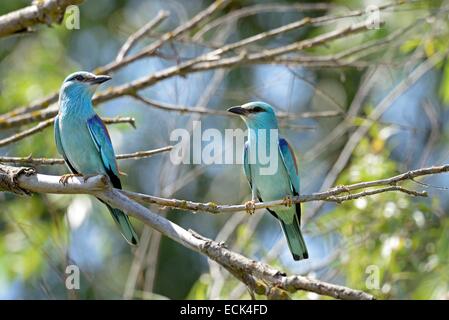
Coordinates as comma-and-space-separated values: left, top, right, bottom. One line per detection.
59, 174, 82, 185
283, 195, 293, 207
267, 284, 291, 300
81, 174, 97, 183
119, 170, 128, 176
245, 200, 256, 215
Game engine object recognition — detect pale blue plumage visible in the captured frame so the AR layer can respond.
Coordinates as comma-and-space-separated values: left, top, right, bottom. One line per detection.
87, 115, 119, 177
55, 71, 138, 245
279, 138, 300, 194
229, 101, 308, 260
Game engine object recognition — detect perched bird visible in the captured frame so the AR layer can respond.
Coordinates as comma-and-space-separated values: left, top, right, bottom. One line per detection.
228, 102, 308, 260
54, 71, 138, 245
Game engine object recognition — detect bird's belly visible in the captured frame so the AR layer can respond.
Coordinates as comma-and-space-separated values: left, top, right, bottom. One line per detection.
255, 172, 292, 200
60, 118, 105, 174
252, 163, 295, 223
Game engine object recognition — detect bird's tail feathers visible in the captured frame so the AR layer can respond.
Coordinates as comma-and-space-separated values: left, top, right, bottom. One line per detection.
99, 199, 138, 245
280, 213, 308, 261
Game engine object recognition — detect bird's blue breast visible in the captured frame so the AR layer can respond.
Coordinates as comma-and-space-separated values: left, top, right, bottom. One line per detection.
58, 110, 106, 175
252, 153, 295, 223
251, 151, 292, 199
247, 134, 295, 223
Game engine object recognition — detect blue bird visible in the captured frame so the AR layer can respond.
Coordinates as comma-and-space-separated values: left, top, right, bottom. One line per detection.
228, 102, 308, 260
54, 71, 138, 245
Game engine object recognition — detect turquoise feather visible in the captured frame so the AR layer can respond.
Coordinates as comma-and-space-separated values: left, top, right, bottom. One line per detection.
55, 71, 138, 245
231, 101, 308, 260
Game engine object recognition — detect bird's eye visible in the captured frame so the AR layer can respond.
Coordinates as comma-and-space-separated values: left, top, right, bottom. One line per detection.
252, 106, 265, 113
75, 75, 84, 81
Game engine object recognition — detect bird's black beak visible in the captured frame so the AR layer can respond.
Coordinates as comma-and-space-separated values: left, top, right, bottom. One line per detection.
227, 106, 248, 116
91, 75, 111, 84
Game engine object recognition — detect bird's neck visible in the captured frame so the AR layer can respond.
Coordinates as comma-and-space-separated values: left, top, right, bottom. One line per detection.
59, 89, 95, 118
247, 125, 280, 154
246, 117, 279, 145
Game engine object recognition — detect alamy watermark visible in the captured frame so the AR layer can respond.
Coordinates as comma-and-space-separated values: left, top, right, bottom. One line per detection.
365, 265, 380, 290
65, 5, 80, 30
169, 121, 279, 175
65, 264, 80, 290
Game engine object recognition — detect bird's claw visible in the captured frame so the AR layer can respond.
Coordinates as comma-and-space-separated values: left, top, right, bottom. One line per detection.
59, 174, 82, 185
245, 200, 256, 215
82, 174, 96, 183
283, 195, 293, 207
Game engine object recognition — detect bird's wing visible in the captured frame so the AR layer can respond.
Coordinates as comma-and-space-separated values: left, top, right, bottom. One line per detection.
54, 115, 64, 156
278, 138, 308, 259
278, 138, 300, 194
243, 141, 252, 188
86, 115, 121, 188
54, 115, 78, 174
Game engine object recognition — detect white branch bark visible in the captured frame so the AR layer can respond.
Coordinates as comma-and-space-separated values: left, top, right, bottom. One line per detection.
0, 164, 374, 300
0, 0, 84, 38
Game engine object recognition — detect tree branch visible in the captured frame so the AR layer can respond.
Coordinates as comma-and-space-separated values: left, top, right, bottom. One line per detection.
120, 164, 447, 214
0, 164, 374, 300
116, 10, 169, 62
193, 3, 334, 40
98, 0, 231, 74
2, 162, 439, 214
0, 1, 405, 128
0, 146, 172, 166
2, 162, 442, 298
0, 116, 135, 148
131, 94, 342, 119
0, 0, 83, 38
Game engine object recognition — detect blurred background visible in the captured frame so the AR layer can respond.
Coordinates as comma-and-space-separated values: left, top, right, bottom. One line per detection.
1, 0, 449, 299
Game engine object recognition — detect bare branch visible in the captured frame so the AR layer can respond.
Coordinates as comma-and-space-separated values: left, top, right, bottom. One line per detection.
122, 163, 448, 214
0, 93, 58, 124
0, 9, 388, 128
0, 146, 173, 166
0, 116, 135, 148
1, 163, 440, 215
0, 164, 373, 300
194, 3, 334, 40
132, 94, 228, 116
116, 10, 170, 62
0, 0, 83, 38
0, 118, 53, 148
116, 146, 173, 160
316, 50, 448, 207
132, 94, 341, 119
98, 0, 231, 74
101, 116, 136, 127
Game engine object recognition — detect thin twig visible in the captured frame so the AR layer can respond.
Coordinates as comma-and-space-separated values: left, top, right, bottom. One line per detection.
315, 51, 448, 213
0, 118, 54, 148
0, 116, 136, 148
98, 0, 231, 74
194, 3, 334, 40
118, 164, 448, 214
132, 94, 341, 119
116, 10, 170, 62
0, 1, 229, 122
0, 11, 387, 128
0, 146, 173, 166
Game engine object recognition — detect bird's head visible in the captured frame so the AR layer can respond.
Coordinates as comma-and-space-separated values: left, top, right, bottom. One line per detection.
60, 71, 111, 98
227, 101, 278, 129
